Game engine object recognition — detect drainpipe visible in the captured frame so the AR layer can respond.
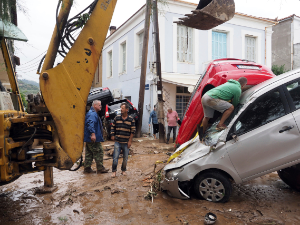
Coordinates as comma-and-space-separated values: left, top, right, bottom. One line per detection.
265, 22, 277, 67
291, 17, 294, 70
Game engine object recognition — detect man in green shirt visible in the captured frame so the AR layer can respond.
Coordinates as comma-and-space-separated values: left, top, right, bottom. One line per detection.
201, 77, 247, 132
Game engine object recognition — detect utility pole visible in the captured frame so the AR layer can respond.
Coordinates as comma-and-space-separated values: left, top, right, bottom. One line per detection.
136, 0, 151, 137
153, 0, 165, 143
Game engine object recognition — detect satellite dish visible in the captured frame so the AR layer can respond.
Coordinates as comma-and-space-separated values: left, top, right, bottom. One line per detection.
146, 74, 154, 81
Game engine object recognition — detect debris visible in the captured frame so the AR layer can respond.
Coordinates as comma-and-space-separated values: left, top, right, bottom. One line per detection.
104, 186, 111, 190
154, 151, 159, 154
111, 189, 122, 194
204, 212, 217, 225
144, 185, 157, 201
73, 209, 80, 214
178, 218, 189, 225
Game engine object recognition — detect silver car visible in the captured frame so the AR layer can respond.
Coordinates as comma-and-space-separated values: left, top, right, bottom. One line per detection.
161, 68, 300, 203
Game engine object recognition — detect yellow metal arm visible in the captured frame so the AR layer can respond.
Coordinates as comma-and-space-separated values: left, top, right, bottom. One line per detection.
39, 0, 117, 168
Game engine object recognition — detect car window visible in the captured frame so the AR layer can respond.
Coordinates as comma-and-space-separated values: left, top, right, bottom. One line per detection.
235, 89, 286, 136
285, 80, 300, 110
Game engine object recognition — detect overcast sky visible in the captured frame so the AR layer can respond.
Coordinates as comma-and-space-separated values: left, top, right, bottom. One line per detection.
15, 0, 300, 83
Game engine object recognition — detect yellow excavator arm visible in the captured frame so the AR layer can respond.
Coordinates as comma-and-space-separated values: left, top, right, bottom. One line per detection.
39, 0, 117, 169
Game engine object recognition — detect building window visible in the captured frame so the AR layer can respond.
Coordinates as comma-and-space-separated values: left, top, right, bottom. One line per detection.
176, 86, 189, 94
107, 51, 112, 78
176, 95, 190, 120
177, 25, 193, 63
212, 31, 227, 60
245, 36, 256, 62
120, 42, 126, 74
138, 31, 144, 66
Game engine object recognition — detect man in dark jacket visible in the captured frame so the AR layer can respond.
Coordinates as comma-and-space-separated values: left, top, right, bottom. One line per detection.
83, 100, 109, 174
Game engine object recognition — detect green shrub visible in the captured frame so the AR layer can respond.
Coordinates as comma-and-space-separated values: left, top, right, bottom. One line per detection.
272, 64, 289, 76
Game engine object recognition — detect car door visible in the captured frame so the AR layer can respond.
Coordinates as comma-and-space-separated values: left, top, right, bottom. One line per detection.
283, 79, 300, 133
226, 87, 300, 181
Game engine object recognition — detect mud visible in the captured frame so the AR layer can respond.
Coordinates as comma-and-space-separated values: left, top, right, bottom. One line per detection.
1, 137, 300, 225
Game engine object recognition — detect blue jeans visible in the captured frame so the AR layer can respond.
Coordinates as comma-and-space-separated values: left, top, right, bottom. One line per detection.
112, 142, 129, 172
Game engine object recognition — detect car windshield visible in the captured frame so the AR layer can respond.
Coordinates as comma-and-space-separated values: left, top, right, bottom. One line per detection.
203, 103, 244, 146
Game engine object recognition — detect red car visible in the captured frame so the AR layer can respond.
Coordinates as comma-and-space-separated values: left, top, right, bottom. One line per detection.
176, 58, 276, 145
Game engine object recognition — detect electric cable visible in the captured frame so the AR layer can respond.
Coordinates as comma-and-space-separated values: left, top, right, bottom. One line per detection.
19, 50, 47, 66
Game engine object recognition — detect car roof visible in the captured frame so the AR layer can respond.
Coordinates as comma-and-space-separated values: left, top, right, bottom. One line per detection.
240, 68, 300, 104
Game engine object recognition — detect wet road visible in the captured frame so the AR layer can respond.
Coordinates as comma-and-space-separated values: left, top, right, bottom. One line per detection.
1, 138, 300, 225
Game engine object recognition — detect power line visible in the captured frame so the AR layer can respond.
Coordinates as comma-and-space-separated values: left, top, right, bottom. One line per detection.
18, 56, 45, 69
20, 50, 47, 66
17, 61, 41, 70
18, 68, 40, 74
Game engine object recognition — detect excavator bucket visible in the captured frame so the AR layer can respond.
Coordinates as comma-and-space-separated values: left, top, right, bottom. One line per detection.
175, 0, 235, 30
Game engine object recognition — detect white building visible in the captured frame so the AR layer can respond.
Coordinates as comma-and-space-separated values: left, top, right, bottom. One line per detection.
96, 0, 276, 133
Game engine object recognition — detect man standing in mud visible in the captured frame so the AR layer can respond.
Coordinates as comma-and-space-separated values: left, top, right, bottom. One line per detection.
201, 77, 247, 134
166, 107, 178, 144
111, 103, 136, 178
83, 100, 109, 174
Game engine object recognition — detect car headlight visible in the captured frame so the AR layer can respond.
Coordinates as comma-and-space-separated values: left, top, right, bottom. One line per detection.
166, 168, 184, 180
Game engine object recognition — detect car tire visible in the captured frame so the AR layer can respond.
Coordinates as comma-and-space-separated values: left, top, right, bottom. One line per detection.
193, 171, 232, 203
277, 163, 300, 191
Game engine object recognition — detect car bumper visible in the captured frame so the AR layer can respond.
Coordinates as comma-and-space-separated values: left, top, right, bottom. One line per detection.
161, 178, 190, 199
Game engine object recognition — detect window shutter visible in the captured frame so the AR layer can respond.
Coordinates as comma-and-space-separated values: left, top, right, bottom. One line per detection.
245, 36, 256, 62
122, 43, 126, 72
212, 31, 227, 60
177, 25, 193, 63
108, 51, 112, 77
188, 27, 193, 62
139, 32, 144, 66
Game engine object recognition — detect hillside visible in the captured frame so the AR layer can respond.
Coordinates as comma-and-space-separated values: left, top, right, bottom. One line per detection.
17, 79, 40, 95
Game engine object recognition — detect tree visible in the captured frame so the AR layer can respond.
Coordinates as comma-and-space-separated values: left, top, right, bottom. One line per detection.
20, 92, 27, 109
272, 64, 289, 76
0, 0, 27, 24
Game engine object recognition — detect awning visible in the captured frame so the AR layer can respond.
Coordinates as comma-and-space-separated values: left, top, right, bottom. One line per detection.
162, 72, 201, 87
0, 19, 28, 42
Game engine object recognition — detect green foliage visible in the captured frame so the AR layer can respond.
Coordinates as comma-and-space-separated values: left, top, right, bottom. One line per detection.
0, 0, 27, 25
58, 216, 68, 222
17, 79, 39, 95
0, 0, 14, 23
76, 13, 90, 28
272, 64, 289, 76
20, 92, 27, 108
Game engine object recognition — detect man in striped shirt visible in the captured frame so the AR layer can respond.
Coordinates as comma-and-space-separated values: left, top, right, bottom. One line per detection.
111, 103, 136, 178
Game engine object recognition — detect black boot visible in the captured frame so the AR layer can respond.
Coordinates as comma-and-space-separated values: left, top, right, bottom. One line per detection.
84, 167, 96, 173
197, 124, 204, 142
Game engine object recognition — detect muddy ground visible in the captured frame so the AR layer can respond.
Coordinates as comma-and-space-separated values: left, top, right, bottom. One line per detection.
1, 137, 300, 225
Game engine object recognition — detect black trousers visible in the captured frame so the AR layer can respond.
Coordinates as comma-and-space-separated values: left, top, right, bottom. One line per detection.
167, 126, 177, 142
152, 123, 159, 134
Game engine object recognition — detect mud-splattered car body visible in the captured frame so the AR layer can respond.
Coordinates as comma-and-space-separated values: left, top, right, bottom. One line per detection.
162, 68, 300, 202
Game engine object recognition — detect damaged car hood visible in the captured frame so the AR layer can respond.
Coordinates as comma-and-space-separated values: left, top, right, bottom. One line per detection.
165, 140, 211, 170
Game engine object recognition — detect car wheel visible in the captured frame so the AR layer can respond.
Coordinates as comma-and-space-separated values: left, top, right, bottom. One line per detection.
193, 171, 232, 203
277, 163, 300, 191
